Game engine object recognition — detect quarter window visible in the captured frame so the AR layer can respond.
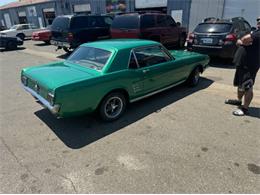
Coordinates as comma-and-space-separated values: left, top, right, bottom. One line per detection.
134, 46, 171, 68
128, 52, 138, 69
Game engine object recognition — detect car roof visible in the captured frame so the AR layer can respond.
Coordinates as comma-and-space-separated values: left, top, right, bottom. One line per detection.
81, 39, 160, 51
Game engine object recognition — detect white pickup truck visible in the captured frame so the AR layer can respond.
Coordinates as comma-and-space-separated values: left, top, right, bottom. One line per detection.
0, 24, 41, 40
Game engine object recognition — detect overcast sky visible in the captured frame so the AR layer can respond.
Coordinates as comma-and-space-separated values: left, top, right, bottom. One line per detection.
0, 0, 17, 6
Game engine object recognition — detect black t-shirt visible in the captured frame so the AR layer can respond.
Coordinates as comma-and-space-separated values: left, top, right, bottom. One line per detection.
233, 29, 260, 71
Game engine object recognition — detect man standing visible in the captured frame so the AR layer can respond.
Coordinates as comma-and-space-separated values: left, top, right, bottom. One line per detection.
225, 17, 260, 116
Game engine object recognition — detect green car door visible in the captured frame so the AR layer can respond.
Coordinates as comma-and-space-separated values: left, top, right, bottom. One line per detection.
132, 45, 183, 94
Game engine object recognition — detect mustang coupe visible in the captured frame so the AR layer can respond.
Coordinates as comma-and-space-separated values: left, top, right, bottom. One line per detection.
21, 39, 209, 121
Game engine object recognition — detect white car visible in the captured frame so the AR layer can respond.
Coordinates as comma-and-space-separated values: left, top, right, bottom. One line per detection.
0, 24, 41, 40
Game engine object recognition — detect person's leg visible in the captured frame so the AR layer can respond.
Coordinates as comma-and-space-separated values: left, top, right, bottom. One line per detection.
237, 87, 245, 102
243, 88, 253, 109
225, 87, 243, 105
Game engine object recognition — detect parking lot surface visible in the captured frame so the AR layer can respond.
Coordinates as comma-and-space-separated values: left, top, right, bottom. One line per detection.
0, 41, 259, 193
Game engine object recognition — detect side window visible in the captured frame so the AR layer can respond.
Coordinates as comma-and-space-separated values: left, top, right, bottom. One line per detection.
22, 25, 29, 30
157, 15, 167, 27
104, 17, 113, 26
88, 17, 100, 27
244, 22, 251, 32
239, 22, 246, 31
71, 17, 88, 29
141, 15, 156, 28
166, 16, 176, 27
16, 25, 23, 30
128, 52, 138, 69
134, 46, 171, 68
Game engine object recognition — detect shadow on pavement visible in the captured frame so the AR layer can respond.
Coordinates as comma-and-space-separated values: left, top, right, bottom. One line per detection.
209, 57, 235, 69
34, 42, 51, 46
0, 47, 26, 52
248, 107, 260, 119
57, 53, 70, 59
35, 77, 214, 149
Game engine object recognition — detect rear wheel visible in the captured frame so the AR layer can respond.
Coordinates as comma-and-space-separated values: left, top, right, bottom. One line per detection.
99, 92, 126, 121
187, 66, 201, 87
6, 41, 17, 50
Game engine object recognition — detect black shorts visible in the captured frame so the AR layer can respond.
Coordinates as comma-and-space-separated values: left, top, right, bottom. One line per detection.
233, 66, 258, 91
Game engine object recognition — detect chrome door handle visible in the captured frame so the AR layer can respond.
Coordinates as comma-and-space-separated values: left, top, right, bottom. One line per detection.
142, 69, 150, 73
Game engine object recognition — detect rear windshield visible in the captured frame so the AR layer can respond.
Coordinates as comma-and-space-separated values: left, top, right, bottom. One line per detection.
51, 17, 70, 30
194, 23, 232, 33
111, 15, 139, 29
67, 46, 111, 71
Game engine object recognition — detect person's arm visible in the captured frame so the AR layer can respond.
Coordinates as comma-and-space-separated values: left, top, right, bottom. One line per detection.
236, 34, 253, 46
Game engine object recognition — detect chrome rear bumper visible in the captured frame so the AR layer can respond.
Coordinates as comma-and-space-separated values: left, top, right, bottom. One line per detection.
22, 85, 60, 115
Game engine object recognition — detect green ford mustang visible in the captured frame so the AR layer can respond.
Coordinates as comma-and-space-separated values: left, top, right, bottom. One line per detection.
21, 39, 209, 121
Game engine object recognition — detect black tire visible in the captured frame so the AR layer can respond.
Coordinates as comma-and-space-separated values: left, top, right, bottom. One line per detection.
6, 41, 17, 50
187, 66, 201, 87
63, 47, 73, 54
44, 40, 50, 44
99, 92, 126, 121
16, 33, 25, 40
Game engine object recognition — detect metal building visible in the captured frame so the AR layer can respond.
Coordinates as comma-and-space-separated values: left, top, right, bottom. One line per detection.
0, 0, 259, 31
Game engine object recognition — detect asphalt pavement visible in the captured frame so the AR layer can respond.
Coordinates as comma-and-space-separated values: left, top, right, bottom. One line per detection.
0, 40, 259, 193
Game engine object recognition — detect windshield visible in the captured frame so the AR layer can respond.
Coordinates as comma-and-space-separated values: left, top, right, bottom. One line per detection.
67, 46, 112, 71
111, 15, 139, 29
194, 23, 232, 33
10, 25, 19, 29
51, 17, 70, 30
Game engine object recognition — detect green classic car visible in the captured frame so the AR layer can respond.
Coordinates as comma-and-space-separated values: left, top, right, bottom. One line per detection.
21, 39, 209, 121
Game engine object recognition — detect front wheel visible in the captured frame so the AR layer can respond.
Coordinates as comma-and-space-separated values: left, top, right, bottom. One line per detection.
16, 33, 25, 40
6, 41, 17, 50
99, 92, 126, 121
187, 67, 201, 87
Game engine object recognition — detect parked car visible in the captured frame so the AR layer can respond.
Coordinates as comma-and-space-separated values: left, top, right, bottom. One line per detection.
32, 26, 52, 44
0, 25, 7, 31
50, 15, 113, 53
111, 12, 187, 48
0, 35, 23, 50
21, 39, 209, 121
0, 24, 41, 40
186, 17, 251, 59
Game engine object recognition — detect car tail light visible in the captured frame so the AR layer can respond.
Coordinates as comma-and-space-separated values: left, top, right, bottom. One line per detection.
187, 33, 195, 43
66, 33, 73, 42
224, 33, 237, 44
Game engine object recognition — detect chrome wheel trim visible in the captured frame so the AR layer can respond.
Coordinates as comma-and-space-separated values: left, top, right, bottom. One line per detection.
194, 69, 200, 84
104, 96, 123, 119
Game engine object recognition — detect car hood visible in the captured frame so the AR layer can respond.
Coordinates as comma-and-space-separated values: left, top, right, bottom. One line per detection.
22, 61, 100, 90
0, 29, 16, 33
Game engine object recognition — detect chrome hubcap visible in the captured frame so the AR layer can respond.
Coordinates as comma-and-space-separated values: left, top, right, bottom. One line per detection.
194, 69, 200, 83
104, 97, 123, 118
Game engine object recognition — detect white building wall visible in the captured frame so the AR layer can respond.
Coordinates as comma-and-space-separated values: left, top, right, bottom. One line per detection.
223, 0, 260, 27
188, 0, 225, 31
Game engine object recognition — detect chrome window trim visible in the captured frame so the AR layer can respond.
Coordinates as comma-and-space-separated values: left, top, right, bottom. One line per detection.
130, 79, 186, 103
127, 49, 140, 69
127, 44, 174, 70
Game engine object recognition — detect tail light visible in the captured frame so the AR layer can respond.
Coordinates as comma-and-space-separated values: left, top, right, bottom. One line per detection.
66, 33, 73, 42
224, 33, 237, 44
187, 32, 195, 43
